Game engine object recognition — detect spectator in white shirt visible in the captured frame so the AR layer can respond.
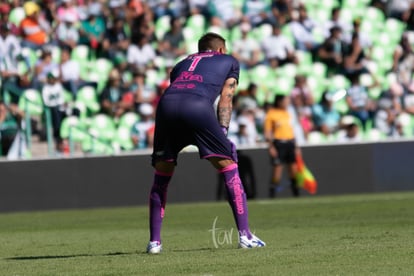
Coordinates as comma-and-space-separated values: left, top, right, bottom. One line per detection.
131, 103, 155, 149
235, 110, 258, 147
33, 47, 59, 89
59, 46, 97, 97
336, 122, 362, 143
127, 34, 156, 71
0, 23, 31, 104
242, 0, 275, 27
208, 0, 241, 28
324, 7, 352, 39
289, 5, 319, 52
231, 22, 261, 69
261, 23, 298, 68
41, 69, 66, 151
387, 0, 414, 21
56, 12, 79, 49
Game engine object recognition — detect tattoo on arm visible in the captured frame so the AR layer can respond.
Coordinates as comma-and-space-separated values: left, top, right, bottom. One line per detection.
229, 80, 236, 89
218, 79, 237, 128
218, 106, 232, 128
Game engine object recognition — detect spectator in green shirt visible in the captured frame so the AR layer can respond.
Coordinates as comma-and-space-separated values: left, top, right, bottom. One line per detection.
79, 6, 106, 56
0, 101, 24, 156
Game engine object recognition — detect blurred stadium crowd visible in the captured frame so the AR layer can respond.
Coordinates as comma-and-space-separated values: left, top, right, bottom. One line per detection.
1, 0, 414, 158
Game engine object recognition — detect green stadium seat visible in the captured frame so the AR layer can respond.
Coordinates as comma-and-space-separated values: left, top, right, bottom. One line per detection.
229, 25, 243, 42
398, 113, 414, 138
82, 136, 115, 155
339, 8, 358, 24
364, 128, 386, 142
251, 23, 273, 41
21, 47, 39, 67
359, 73, 374, 87
385, 18, 406, 43
365, 7, 385, 25
371, 48, 394, 74
113, 126, 135, 151
303, 0, 318, 10
249, 64, 277, 91
186, 14, 206, 30
83, 114, 117, 154
206, 25, 230, 41
358, 73, 381, 99
334, 98, 349, 115
145, 68, 162, 87
342, 0, 366, 10
307, 131, 328, 144
311, 62, 328, 79
307, 75, 326, 102
94, 58, 113, 76
51, 45, 62, 64
153, 56, 167, 70
71, 45, 90, 62
316, 0, 339, 9
373, 32, 396, 49
75, 86, 100, 116
328, 74, 350, 91
185, 14, 206, 38
88, 114, 116, 141
118, 112, 140, 128
273, 77, 294, 96
232, 0, 243, 9
8, 7, 25, 26
296, 50, 313, 75
60, 115, 89, 143
237, 68, 250, 92
310, 8, 332, 25
155, 15, 171, 41
279, 63, 297, 79
281, 24, 295, 45
18, 89, 44, 116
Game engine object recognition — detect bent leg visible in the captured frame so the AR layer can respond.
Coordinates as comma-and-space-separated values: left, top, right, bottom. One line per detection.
149, 161, 175, 242
209, 157, 252, 238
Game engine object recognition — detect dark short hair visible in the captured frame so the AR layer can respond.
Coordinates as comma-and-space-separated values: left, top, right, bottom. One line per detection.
332, 7, 340, 15
61, 45, 72, 54
346, 122, 358, 130
273, 94, 286, 107
198, 32, 226, 52
169, 16, 180, 26
330, 25, 342, 34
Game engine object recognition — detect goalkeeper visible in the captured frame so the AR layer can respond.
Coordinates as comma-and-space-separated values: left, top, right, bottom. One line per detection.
146, 32, 265, 254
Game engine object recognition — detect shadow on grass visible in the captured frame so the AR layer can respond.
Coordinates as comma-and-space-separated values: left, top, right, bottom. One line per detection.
5, 247, 234, 260
171, 247, 236, 253
5, 251, 134, 261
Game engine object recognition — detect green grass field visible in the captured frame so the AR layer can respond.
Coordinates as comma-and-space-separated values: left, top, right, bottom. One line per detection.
1, 192, 414, 275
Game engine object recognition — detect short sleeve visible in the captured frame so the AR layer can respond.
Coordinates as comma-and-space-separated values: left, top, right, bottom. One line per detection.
227, 57, 240, 82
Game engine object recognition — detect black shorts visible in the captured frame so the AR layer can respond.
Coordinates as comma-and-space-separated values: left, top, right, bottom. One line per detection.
270, 139, 296, 165
269, 57, 295, 67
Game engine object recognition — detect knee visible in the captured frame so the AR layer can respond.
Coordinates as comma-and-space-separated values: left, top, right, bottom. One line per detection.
209, 157, 235, 171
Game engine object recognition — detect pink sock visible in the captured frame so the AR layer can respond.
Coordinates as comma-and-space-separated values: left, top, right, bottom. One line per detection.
219, 163, 252, 238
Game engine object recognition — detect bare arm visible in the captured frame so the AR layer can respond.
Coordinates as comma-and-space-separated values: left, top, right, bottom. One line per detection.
217, 77, 237, 129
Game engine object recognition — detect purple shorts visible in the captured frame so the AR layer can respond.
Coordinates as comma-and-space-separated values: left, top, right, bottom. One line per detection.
152, 93, 233, 166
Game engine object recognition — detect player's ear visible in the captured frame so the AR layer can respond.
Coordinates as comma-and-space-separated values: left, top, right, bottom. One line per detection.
218, 46, 226, 54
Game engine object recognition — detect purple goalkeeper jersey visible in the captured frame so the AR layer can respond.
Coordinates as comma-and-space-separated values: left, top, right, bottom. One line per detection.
151, 51, 240, 165
165, 51, 240, 103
